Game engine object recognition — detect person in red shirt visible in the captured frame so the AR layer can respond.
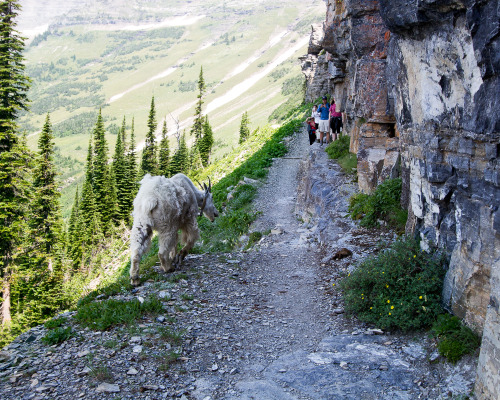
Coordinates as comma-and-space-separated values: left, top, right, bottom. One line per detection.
306, 117, 317, 145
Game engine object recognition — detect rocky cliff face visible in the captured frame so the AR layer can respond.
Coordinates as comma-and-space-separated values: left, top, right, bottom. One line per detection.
302, 1, 499, 398
319, 0, 399, 194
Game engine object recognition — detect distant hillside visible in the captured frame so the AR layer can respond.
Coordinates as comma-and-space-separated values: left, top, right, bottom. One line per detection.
18, 0, 324, 218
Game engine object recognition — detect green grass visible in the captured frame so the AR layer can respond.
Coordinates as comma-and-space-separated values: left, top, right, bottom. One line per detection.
325, 135, 357, 174
325, 134, 350, 159
158, 327, 184, 346
156, 351, 181, 371
75, 295, 164, 331
432, 314, 481, 363
89, 365, 114, 382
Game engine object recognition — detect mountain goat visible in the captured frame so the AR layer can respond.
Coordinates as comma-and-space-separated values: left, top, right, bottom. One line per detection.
129, 173, 219, 286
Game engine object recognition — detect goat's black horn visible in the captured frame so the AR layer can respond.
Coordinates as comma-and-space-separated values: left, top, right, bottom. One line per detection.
208, 177, 212, 192
195, 179, 203, 190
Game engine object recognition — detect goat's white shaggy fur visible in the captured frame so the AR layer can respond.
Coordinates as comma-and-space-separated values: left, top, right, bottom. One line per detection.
129, 173, 218, 286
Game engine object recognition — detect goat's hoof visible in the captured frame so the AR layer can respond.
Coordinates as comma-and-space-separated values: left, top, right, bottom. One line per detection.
130, 277, 141, 286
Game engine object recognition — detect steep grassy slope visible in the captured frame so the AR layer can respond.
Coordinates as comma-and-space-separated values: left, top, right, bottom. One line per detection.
18, 0, 324, 217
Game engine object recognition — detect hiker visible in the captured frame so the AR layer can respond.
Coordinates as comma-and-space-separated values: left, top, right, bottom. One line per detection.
317, 96, 330, 145
329, 99, 342, 142
311, 105, 320, 142
306, 117, 317, 145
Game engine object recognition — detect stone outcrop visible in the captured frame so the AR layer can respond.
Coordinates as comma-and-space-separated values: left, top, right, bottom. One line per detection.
302, 1, 499, 398
300, 23, 330, 102
302, 0, 399, 194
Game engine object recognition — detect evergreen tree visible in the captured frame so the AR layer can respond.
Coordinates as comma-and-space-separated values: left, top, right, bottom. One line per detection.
79, 140, 98, 233
112, 119, 128, 223
91, 110, 115, 230
239, 111, 250, 144
15, 115, 66, 326
169, 133, 189, 175
189, 144, 203, 171
158, 120, 170, 177
124, 117, 138, 219
67, 187, 83, 269
140, 96, 157, 176
29, 114, 63, 267
199, 115, 214, 166
0, 0, 31, 326
191, 67, 205, 141
120, 116, 127, 151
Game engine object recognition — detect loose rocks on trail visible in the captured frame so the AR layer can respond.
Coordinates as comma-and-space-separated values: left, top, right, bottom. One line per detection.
0, 128, 477, 399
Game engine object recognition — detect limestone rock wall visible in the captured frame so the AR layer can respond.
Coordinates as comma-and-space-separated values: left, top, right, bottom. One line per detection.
301, 23, 331, 102
377, 1, 499, 398
303, 0, 499, 398
311, 0, 399, 193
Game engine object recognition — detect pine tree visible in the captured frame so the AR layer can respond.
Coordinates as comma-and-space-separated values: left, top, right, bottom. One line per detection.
91, 110, 115, 230
80, 140, 98, 233
0, 0, 31, 326
199, 115, 214, 166
140, 96, 158, 176
29, 114, 63, 267
15, 116, 66, 325
191, 67, 206, 142
120, 116, 127, 151
67, 187, 83, 269
239, 111, 250, 144
112, 119, 128, 223
169, 133, 189, 175
189, 145, 203, 171
158, 120, 170, 177
124, 117, 138, 219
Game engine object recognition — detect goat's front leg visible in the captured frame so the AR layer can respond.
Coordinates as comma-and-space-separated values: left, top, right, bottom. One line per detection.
158, 232, 177, 274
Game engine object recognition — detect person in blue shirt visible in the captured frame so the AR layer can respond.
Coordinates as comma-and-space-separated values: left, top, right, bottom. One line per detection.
317, 96, 330, 145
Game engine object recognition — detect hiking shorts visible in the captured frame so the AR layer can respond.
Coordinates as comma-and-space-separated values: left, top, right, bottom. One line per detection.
319, 119, 329, 132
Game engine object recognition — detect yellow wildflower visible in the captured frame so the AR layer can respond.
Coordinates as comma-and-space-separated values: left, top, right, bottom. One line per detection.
391, 305, 394, 309
389, 312, 392, 316
387, 300, 390, 304
419, 296, 422, 300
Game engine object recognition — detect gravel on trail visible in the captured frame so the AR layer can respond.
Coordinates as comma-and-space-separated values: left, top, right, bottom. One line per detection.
0, 127, 478, 400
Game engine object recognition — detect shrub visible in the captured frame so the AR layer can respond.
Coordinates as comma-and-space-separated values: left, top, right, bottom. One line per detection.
325, 134, 350, 159
337, 153, 357, 174
348, 178, 407, 230
432, 314, 481, 363
44, 316, 68, 330
340, 236, 446, 331
42, 326, 75, 345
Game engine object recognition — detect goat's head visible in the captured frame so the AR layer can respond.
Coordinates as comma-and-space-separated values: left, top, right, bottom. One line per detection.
198, 178, 219, 222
